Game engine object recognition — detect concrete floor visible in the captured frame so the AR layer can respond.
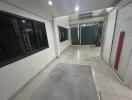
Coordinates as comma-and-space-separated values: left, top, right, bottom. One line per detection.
29, 64, 98, 100
11, 46, 132, 100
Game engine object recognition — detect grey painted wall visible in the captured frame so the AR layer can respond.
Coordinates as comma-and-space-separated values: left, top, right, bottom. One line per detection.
103, 9, 117, 64
110, 2, 132, 81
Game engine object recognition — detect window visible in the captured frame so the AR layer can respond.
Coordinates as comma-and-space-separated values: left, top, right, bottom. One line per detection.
17, 18, 39, 52
58, 26, 68, 42
34, 21, 49, 49
0, 14, 21, 62
0, 11, 49, 68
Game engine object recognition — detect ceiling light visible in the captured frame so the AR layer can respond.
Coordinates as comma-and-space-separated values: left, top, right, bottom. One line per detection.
22, 20, 26, 23
48, 1, 53, 6
75, 6, 79, 12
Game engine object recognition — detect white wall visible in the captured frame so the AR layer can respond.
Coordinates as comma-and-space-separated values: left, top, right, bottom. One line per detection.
101, 0, 132, 89
110, 2, 132, 81
54, 16, 70, 28
102, 9, 117, 64
0, 1, 56, 100
116, 2, 132, 81
54, 16, 71, 56
124, 51, 132, 88
60, 38, 71, 53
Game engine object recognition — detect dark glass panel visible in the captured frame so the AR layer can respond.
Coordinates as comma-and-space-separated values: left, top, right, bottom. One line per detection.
58, 26, 68, 42
0, 14, 21, 61
17, 19, 39, 52
34, 21, 49, 49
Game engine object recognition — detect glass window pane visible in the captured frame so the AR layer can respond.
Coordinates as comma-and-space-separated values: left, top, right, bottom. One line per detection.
17, 19, 39, 52
34, 21, 49, 49
58, 26, 68, 42
0, 14, 21, 62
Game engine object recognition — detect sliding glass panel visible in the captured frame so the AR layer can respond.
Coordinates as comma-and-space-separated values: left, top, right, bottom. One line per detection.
71, 26, 80, 45
80, 25, 90, 45
0, 14, 21, 62
17, 19, 39, 52
34, 21, 49, 49
71, 22, 103, 45
80, 23, 103, 45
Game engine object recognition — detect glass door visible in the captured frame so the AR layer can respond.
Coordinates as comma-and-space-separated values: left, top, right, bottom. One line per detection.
71, 25, 80, 45
71, 22, 103, 45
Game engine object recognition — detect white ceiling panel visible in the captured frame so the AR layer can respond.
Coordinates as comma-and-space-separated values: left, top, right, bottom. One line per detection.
3, 0, 120, 19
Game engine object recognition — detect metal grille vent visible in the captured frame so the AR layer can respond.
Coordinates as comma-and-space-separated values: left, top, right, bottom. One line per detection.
79, 12, 93, 20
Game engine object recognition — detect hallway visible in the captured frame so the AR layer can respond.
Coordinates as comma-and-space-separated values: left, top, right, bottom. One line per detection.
1, 0, 132, 100
11, 46, 132, 100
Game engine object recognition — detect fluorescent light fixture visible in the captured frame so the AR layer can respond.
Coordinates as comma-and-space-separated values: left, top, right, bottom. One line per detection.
48, 0, 53, 6
75, 6, 79, 12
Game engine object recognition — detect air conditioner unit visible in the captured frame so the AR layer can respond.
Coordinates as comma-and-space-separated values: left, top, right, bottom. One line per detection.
79, 12, 93, 20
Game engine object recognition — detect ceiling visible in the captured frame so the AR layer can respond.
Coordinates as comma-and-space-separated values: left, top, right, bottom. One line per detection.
4, 0, 121, 19
69, 9, 105, 21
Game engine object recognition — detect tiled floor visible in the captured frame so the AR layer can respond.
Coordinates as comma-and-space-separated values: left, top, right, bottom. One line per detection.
11, 46, 132, 100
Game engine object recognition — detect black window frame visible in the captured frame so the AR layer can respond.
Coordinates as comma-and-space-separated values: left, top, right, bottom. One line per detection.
0, 10, 49, 68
